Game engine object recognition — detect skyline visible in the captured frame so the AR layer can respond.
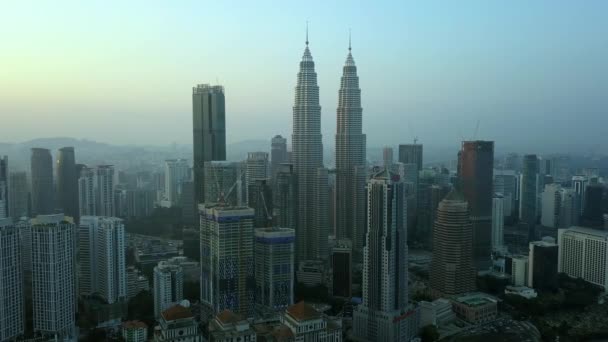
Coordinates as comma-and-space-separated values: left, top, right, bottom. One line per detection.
1, 1, 607, 152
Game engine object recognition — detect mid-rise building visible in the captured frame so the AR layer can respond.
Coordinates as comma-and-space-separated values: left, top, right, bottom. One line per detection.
30, 214, 76, 339
79, 165, 115, 217
200, 203, 254, 317
510, 256, 529, 286
419, 299, 456, 328
331, 239, 352, 298
122, 321, 148, 342
354, 170, 419, 342
255, 227, 295, 310
79, 216, 127, 304
429, 189, 476, 296
153, 261, 184, 319
541, 183, 562, 228
0, 218, 25, 341
127, 266, 150, 299
192, 84, 226, 205
451, 293, 497, 324
164, 159, 190, 207
155, 303, 202, 342
281, 301, 342, 342
528, 240, 558, 290
57, 147, 79, 222
8, 172, 29, 219
459, 140, 494, 269
30, 148, 54, 215
558, 227, 608, 290
208, 310, 256, 342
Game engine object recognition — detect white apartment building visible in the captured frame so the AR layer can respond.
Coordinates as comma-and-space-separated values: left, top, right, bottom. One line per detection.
558, 227, 608, 290
0, 218, 24, 341
154, 261, 184, 319
511, 256, 529, 286
79, 165, 115, 217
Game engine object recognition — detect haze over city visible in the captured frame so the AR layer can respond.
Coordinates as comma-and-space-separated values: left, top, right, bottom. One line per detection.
2, 1, 607, 152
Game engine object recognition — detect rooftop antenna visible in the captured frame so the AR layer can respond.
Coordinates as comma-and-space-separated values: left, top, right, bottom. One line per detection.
349, 28, 351, 51
414, 136, 419, 145
473, 119, 480, 140
306, 21, 309, 46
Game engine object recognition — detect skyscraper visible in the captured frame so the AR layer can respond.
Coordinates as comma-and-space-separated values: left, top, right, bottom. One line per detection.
8, 172, 28, 219
398, 144, 423, 171
193, 84, 226, 204
78, 165, 115, 217
203, 161, 245, 206
572, 175, 588, 215
254, 227, 295, 310
541, 183, 562, 228
492, 193, 505, 253
275, 163, 297, 230
335, 39, 367, 254
56, 147, 79, 222
331, 239, 352, 298
271, 135, 288, 181
79, 216, 127, 304
246, 152, 270, 202
313, 167, 330, 260
200, 203, 255, 317
354, 170, 419, 341
459, 140, 494, 268
164, 159, 190, 207
429, 189, 476, 296
31, 214, 76, 339
383, 146, 393, 167
30, 148, 54, 215
0, 218, 25, 341
153, 261, 184, 319
0, 156, 7, 218
520, 155, 539, 228
248, 178, 273, 228
292, 31, 324, 261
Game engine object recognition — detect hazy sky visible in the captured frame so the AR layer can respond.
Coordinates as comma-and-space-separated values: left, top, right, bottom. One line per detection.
1, 1, 607, 152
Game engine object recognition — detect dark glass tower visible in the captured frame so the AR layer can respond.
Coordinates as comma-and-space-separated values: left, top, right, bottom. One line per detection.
398, 144, 423, 171
192, 84, 226, 204
30, 148, 54, 215
56, 147, 79, 222
521, 154, 539, 229
0, 156, 7, 218
459, 141, 494, 269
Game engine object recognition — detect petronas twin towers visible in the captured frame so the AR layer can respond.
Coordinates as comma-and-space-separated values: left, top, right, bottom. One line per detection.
292, 32, 366, 261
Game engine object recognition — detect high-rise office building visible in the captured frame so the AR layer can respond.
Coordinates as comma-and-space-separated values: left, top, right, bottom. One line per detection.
459, 140, 494, 268
203, 161, 245, 206
79, 216, 127, 304
248, 178, 273, 228
56, 147, 79, 222
164, 159, 190, 207
0, 218, 25, 341
292, 33, 324, 262
558, 188, 580, 228
193, 84, 226, 205
528, 239, 558, 291
312, 168, 330, 260
492, 193, 505, 253
246, 152, 270, 203
200, 203, 255, 317
79, 165, 115, 217
31, 214, 76, 339
8, 172, 29, 219
494, 170, 518, 219
558, 227, 608, 290
354, 170, 419, 342
331, 239, 352, 298
398, 144, 423, 171
31, 148, 54, 216
572, 175, 588, 215
271, 135, 288, 182
275, 164, 297, 230
541, 183, 562, 228
153, 261, 184, 319
335, 42, 367, 255
582, 184, 607, 226
383, 146, 393, 167
254, 227, 295, 310
429, 189, 476, 296
0, 156, 7, 218
396, 162, 419, 232
520, 155, 539, 228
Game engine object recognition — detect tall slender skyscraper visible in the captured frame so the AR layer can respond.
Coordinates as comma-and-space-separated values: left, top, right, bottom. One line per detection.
292, 30, 324, 261
57, 147, 79, 222
335, 38, 367, 253
193, 84, 226, 204
31, 148, 54, 215
521, 155, 539, 229
0, 218, 25, 341
0, 156, 7, 218
429, 189, 476, 296
9, 172, 28, 219
459, 141, 494, 268
353, 170, 419, 342
275, 163, 297, 230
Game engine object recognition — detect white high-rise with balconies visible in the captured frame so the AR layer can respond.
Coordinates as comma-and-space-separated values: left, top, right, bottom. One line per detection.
31, 214, 76, 340
164, 159, 190, 207
558, 226, 608, 291
291, 28, 325, 262
79, 165, 115, 217
79, 216, 127, 304
0, 218, 25, 341
153, 261, 184, 319
335, 37, 367, 255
